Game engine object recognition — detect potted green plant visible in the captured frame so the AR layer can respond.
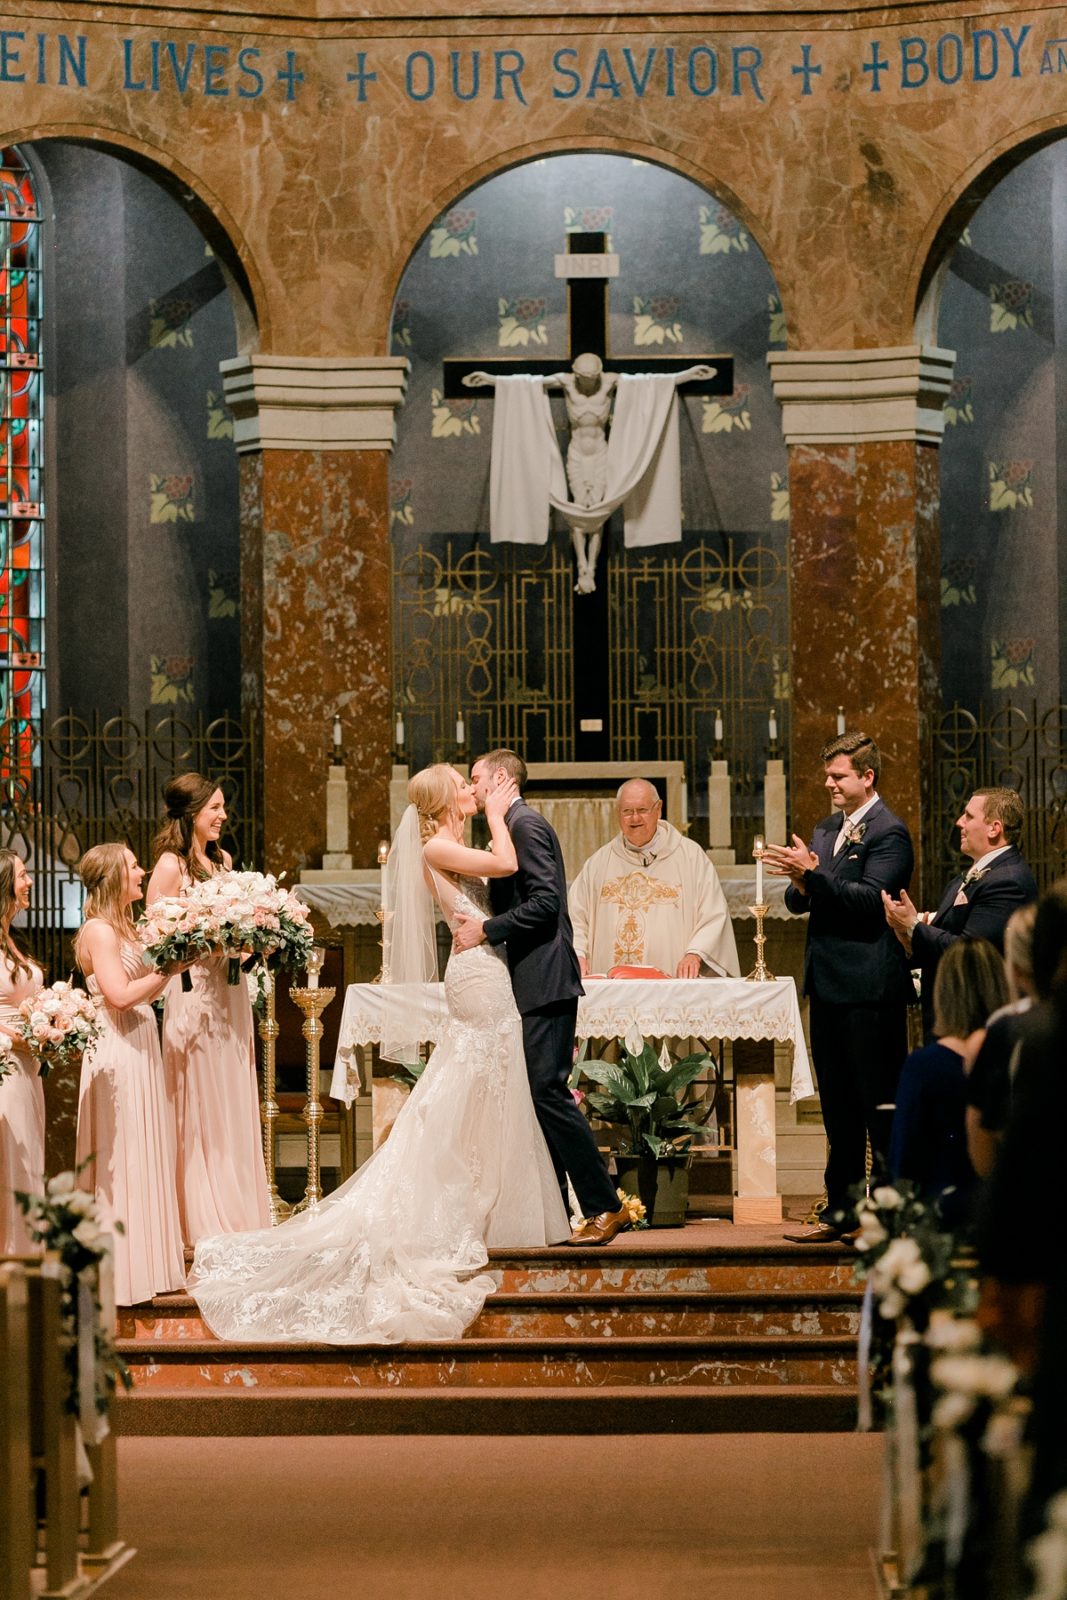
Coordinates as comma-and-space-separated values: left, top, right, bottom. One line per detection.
572, 1041, 717, 1226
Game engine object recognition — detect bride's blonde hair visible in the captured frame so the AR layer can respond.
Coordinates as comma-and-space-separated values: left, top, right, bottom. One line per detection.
408, 764, 458, 844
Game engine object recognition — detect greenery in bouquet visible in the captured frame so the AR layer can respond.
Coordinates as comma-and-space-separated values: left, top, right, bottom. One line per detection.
570, 1039, 717, 1160
0, 1031, 15, 1085
138, 870, 313, 992
14, 1167, 132, 1419
136, 894, 224, 989
17, 978, 101, 1079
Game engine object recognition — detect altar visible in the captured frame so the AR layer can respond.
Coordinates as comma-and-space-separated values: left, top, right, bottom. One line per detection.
331, 977, 813, 1226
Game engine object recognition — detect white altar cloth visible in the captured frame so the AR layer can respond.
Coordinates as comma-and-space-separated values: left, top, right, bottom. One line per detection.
331, 976, 813, 1106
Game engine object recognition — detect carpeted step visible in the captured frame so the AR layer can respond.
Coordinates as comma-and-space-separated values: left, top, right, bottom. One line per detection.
118, 1330, 856, 1390
113, 1382, 860, 1436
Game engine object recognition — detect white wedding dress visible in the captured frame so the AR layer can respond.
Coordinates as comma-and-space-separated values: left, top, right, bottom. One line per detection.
189, 873, 569, 1344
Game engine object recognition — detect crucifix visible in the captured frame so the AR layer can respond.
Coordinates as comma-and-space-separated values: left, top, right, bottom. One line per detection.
442, 230, 733, 760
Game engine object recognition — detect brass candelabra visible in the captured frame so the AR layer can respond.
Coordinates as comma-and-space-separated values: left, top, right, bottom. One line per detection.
257, 966, 291, 1226
290, 947, 335, 1216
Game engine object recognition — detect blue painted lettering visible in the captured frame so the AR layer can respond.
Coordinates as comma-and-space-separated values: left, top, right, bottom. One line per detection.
121, 39, 146, 90
731, 45, 763, 100
586, 47, 622, 98
791, 43, 822, 95
493, 50, 526, 103
34, 32, 44, 83
621, 46, 656, 98
900, 37, 929, 88
0, 32, 25, 82
862, 41, 890, 91
165, 42, 195, 93
276, 50, 303, 101
203, 44, 228, 96
449, 49, 480, 101
972, 30, 998, 81
1001, 24, 1031, 77
237, 46, 264, 98
150, 40, 161, 92
346, 52, 376, 101
935, 33, 963, 84
405, 50, 435, 100
687, 46, 717, 97
664, 45, 676, 98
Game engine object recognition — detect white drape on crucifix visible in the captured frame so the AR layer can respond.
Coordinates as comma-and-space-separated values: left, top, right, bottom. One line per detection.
487, 373, 683, 547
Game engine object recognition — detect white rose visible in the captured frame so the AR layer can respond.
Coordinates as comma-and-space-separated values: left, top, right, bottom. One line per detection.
879, 1288, 905, 1319
72, 1219, 101, 1249
926, 1312, 981, 1353
872, 1185, 903, 1210
65, 1191, 95, 1217
933, 1392, 976, 1430
47, 1171, 76, 1197
898, 1259, 931, 1295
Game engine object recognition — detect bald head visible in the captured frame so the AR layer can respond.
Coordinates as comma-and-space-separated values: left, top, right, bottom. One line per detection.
617, 779, 662, 848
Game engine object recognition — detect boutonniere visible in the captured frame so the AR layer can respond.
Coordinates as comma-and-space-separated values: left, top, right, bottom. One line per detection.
849, 821, 867, 844
963, 865, 989, 886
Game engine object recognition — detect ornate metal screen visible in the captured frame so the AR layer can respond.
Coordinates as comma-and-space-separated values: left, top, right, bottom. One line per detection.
0, 147, 44, 798
923, 701, 1067, 904
393, 537, 789, 848
0, 710, 257, 979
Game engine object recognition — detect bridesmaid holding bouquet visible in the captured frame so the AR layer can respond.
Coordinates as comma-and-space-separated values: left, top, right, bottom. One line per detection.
74, 844, 185, 1305
147, 773, 269, 1244
0, 848, 44, 1254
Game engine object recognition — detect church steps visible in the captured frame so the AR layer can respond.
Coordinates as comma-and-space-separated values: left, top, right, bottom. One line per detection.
118, 1288, 861, 1341
113, 1384, 859, 1436
116, 1331, 856, 1391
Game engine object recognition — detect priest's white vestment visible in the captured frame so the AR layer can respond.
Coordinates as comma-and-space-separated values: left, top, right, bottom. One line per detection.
568, 822, 740, 978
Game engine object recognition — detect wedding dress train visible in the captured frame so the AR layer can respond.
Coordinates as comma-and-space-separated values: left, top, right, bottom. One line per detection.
189, 875, 569, 1344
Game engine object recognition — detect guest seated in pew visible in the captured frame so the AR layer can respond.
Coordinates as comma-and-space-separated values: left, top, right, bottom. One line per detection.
0, 848, 44, 1255
964, 903, 1043, 1179
888, 937, 1008, 1230
568, 778, 739, 979
74, 844, 186, 1306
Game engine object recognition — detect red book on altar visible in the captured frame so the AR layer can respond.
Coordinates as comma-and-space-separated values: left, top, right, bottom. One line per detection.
606, 965, 670, 980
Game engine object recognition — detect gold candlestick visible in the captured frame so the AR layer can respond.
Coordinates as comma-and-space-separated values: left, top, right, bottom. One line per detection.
291, 948, 335, 1216
257, 967, 291, 1226
745, 903, 775, 982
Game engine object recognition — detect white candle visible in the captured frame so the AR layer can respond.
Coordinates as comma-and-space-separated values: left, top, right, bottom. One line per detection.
332, 714, 342, 751
456, 713, 465, 744
754, 835, 764, 905
836, 706, 846, 736
395, 713, 405, 749
681, 783, 688, 829
307, 967, 319, 990
714, 709, 724, 744
768, 708, 778, 744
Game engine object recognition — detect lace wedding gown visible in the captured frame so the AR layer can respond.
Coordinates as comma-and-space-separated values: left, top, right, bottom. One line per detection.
190, 874, 570, 1344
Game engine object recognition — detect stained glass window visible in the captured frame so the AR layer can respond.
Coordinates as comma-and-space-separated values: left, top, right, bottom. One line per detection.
0, 147, 43, 799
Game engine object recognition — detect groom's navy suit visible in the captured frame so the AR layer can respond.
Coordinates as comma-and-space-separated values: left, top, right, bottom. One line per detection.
785, 798, 914, 1217
482, 798, 618, 1217
911, 845, 1037, 1038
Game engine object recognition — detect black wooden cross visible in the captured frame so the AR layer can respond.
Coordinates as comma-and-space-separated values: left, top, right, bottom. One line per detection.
442, 231, 733, 764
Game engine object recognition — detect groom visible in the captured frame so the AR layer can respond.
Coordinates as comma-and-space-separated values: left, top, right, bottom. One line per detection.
453, 749, 629, 1246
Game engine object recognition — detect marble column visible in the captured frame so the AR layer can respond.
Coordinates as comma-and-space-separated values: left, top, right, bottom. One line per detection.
223, 355, 409, 873
769, 347, 954, 890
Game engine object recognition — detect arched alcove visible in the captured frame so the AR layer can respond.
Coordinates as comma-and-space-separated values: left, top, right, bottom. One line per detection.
387, 150, 788, 822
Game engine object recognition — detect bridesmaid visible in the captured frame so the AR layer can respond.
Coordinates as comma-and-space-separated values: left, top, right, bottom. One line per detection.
0, 848, 45, 1254
146, 773, 269, 1244
74, 844, 185, 1305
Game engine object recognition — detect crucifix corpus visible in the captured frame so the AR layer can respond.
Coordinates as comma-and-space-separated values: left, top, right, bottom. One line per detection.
443, 232, 732, 594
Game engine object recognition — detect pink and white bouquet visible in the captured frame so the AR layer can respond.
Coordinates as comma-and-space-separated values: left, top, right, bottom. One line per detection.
17, 979, 102, 1078
138, 870, 313, 988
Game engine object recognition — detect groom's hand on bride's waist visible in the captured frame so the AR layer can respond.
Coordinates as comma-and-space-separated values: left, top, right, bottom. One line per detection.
453, 914, 487, 953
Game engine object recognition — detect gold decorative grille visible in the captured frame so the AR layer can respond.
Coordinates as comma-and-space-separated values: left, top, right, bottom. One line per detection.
923, 700, 1067, 904
394, 538, 789, 849
0, 710, 257, 979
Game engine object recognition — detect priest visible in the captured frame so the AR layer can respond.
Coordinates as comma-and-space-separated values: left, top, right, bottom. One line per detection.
568, 778, 739, 978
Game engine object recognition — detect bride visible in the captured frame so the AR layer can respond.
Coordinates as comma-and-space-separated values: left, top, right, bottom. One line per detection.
189, 764, 570, 1344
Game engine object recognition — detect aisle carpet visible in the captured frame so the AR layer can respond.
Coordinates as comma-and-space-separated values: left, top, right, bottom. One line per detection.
107, 1431, 882, 1600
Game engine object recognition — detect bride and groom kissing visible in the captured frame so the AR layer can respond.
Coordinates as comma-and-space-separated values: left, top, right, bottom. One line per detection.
189, 748, 630, 1348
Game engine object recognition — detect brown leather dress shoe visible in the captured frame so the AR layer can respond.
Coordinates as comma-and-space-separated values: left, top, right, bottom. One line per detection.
782, 1224, 842, 1244
574, 1203, 631, 1247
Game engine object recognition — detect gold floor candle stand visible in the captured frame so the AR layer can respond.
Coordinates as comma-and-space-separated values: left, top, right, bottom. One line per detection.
745, 904, 775, 983
290, 954, 335, 1217
257, 968, 291, 1227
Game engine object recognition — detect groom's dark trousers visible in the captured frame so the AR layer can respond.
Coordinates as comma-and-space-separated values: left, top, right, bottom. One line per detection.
483, 799, 619, 1218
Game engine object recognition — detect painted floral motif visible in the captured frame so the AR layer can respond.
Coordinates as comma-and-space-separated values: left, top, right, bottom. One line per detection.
392, 300, 413, 349
432, 587, 476, 618
770, 470, 790, 522
429, 208, 478, 259
390, 478, 414, 527
206, 389, 234, 440
431, 389, 480, 439
941, 556, 977, 607
991, 638, 1035, 690
564, 205, 613, 245
699, 204, 749, 256
498, 296, 548, 348
701, 385, 751, 433
149, 297, 195, 350
989, 281, 1033, 334
149, 474, 195, 523
150, 655, 195, 705
944, 375, 974, 427
207, 569, 238, 619
696, 582, 754, 615
767, 294, 787, 346
633, 295, 682, 346
988, 460, 1033, 512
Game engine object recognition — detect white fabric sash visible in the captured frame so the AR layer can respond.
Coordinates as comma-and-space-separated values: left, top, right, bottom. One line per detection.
487, 373, 683, 547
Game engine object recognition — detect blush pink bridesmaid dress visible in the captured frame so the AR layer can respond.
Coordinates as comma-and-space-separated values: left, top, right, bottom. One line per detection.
0, 952, 45, 1254
75, 930, 186, 1305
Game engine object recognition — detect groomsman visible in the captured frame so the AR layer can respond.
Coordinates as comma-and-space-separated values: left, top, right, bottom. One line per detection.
883, 787, 1037, 1039
764, 732, 914, 1243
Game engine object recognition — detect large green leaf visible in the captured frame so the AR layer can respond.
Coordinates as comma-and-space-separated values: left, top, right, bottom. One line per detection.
584, 1095, 631, 1125
578, 1062, 635, 1097
660, 1057, 714, 1097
